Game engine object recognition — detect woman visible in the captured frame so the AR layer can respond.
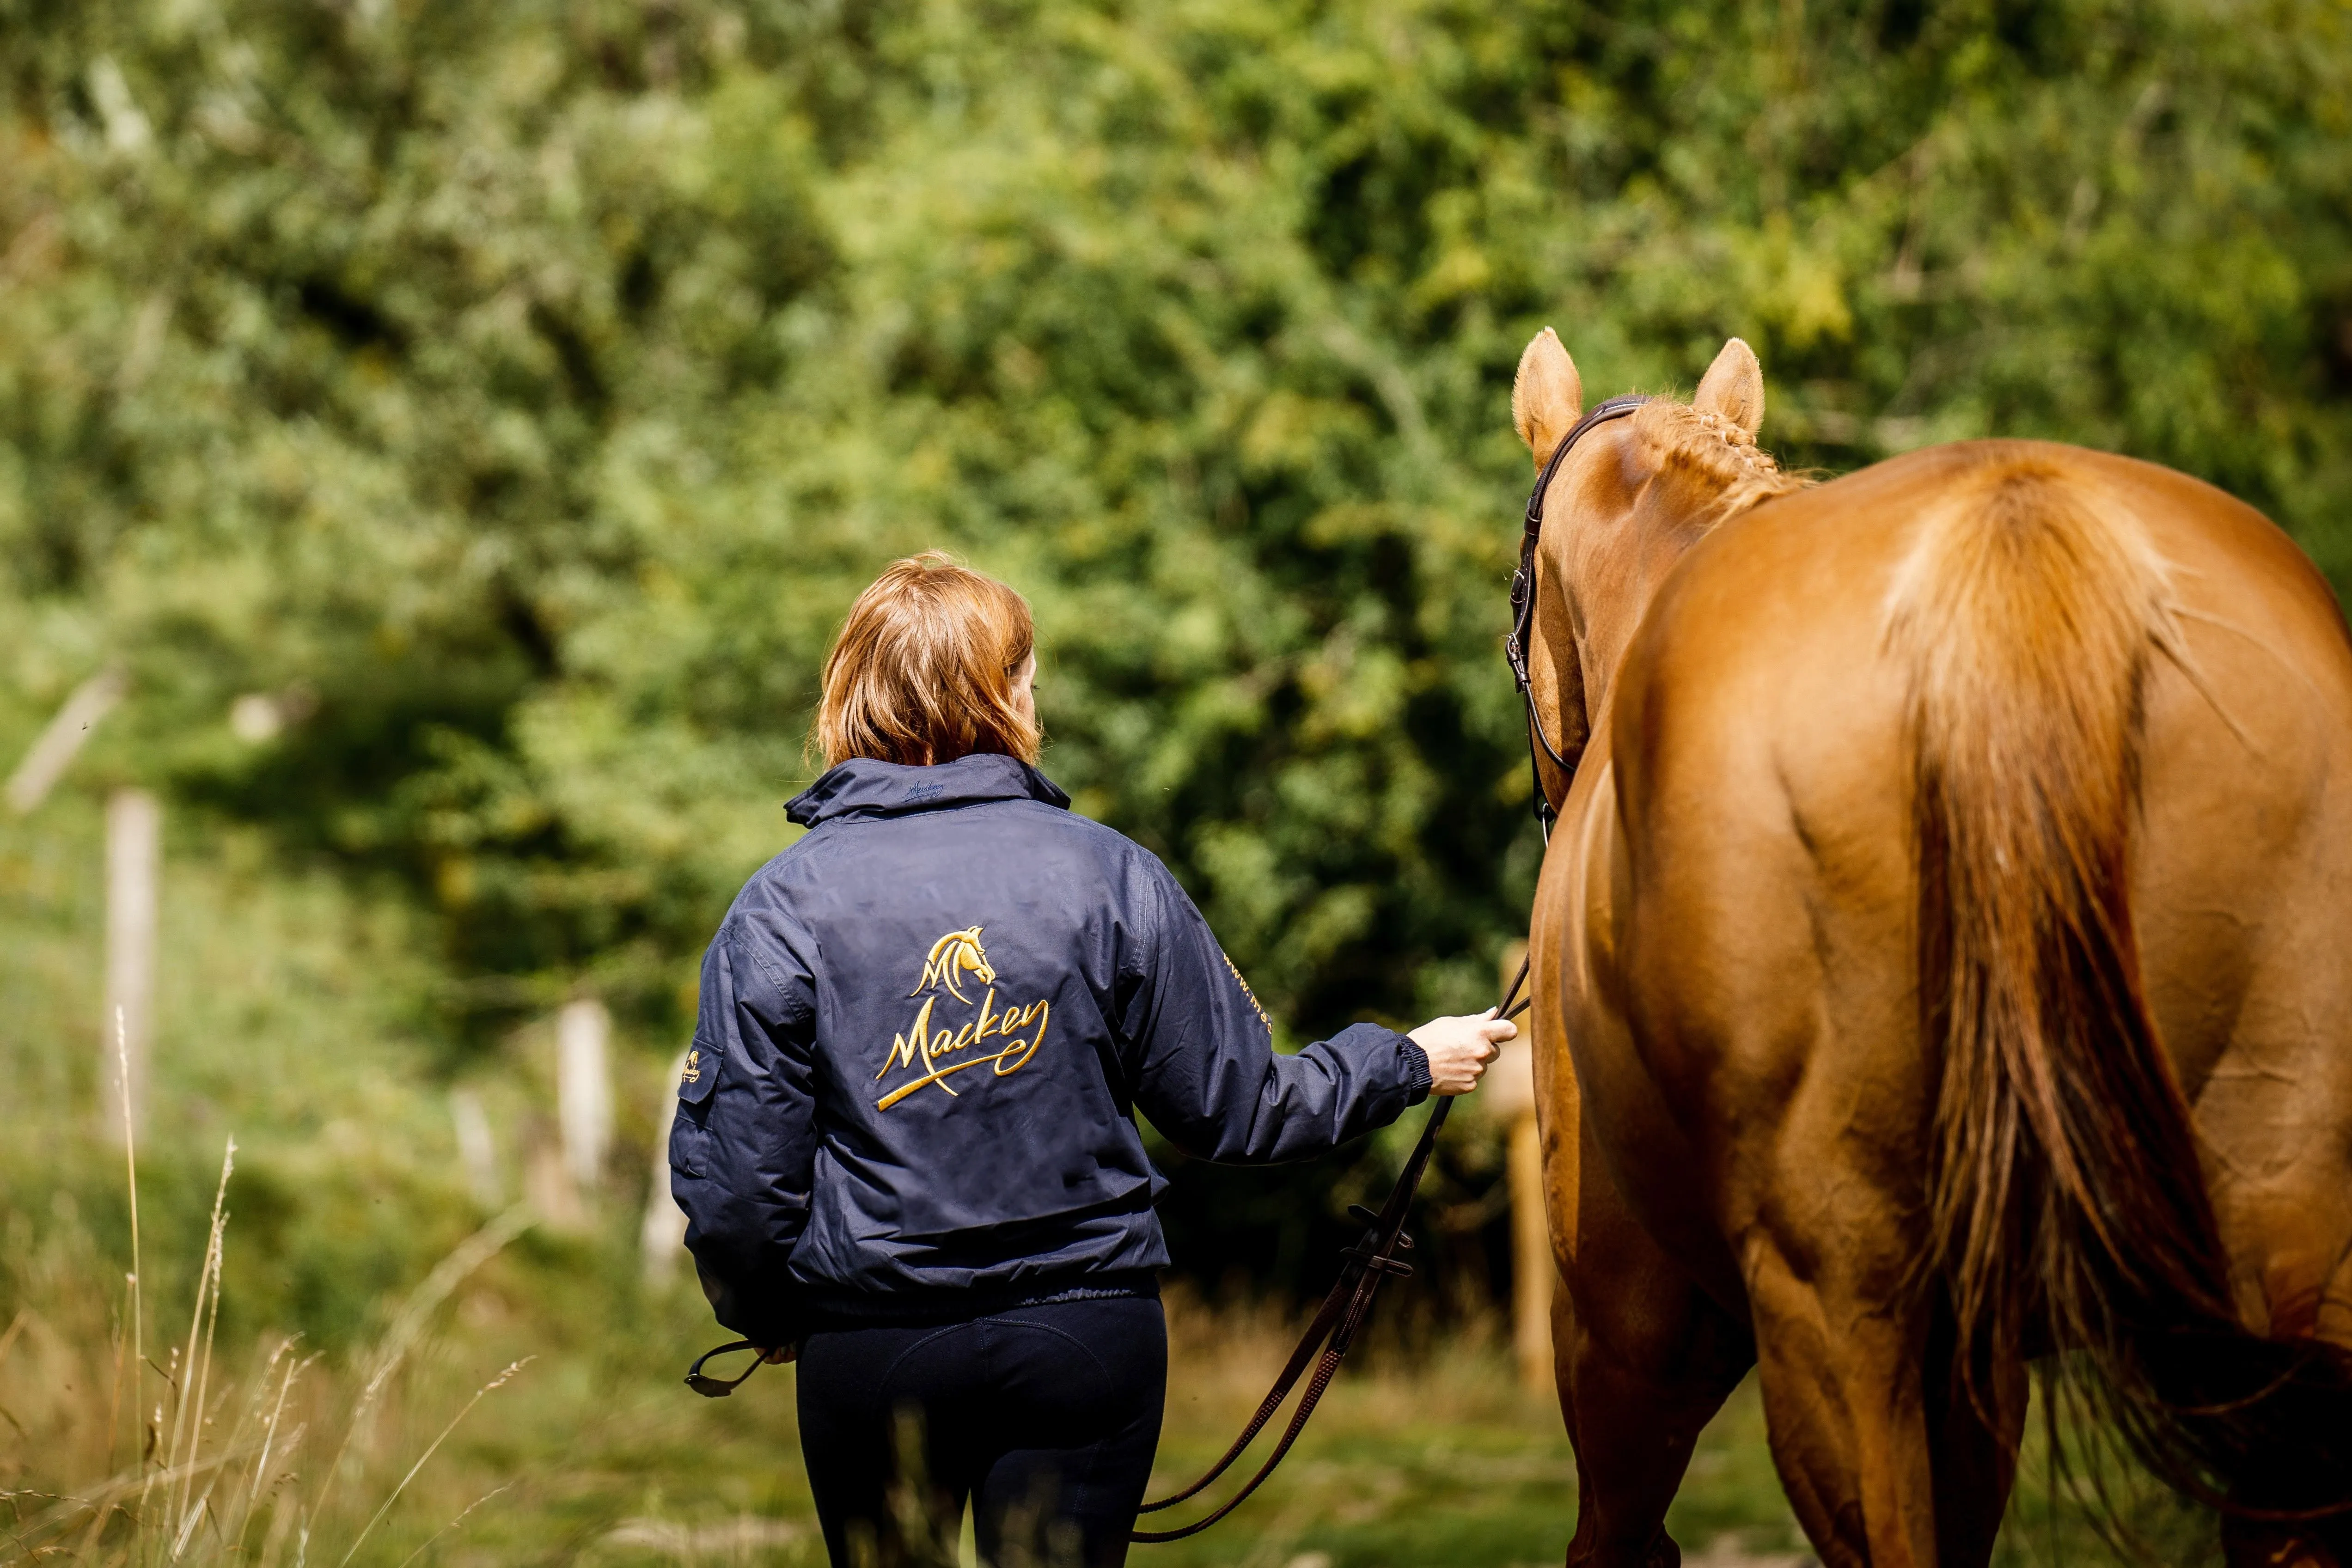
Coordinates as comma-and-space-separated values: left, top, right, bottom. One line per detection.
672, 554, 1512, 1568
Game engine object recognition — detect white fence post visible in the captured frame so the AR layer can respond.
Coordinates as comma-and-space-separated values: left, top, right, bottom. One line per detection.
101, 787, 160, 1143
557, 997, 613, 1196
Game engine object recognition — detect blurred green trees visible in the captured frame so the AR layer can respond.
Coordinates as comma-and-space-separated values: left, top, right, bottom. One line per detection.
4, 0, 2350, 1060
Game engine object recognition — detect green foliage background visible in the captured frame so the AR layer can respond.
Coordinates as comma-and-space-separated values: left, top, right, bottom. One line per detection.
0, 3, 2342, 1559
3, 0, 2351, 1308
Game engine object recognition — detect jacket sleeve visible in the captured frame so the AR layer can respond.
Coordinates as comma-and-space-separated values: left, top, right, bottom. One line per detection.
670, 910, 819, 1347
1119, 858, 1431, 1164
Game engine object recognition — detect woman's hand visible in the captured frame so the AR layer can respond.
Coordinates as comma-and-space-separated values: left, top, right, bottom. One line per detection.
1409, 1009, 1516, 1096
758, 1343, 800, 1365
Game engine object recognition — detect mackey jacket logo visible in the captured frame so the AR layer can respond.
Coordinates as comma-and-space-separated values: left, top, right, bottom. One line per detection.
874, 926, 1051, 1111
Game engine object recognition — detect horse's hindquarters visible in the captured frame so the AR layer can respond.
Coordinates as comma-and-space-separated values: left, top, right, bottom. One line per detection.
1595, 439, 2352, 1353
1562, 440, 2352, 1561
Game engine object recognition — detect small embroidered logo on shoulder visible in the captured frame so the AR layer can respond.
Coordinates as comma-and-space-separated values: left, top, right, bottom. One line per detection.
904, 781, 944, 805
681, 1049, 702, 1086
877, 926, 1050, 1111
1222, 953, 1273, 1035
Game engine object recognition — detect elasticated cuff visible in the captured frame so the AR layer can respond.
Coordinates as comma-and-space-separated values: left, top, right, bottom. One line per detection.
1400, 1037, 1434, 1105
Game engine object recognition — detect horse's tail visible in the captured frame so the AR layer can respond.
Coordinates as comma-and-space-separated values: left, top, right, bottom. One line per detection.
1892, 456, 2352, 1525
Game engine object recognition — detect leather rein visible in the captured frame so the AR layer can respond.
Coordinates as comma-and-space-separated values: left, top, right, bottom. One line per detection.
1504, 393, 1649, 841
1129, 956, 1533, 1543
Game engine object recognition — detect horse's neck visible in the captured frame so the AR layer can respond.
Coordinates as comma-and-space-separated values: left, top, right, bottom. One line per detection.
1571, 501, 1710, 726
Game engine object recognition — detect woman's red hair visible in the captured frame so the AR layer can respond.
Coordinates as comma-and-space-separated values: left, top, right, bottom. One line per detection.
814, 553, 1039, 769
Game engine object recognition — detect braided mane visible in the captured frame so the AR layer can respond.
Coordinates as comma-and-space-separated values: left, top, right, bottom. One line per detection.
1630, 399, 1809, 524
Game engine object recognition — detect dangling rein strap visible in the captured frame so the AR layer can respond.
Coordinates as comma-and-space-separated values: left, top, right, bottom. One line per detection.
1131, 958, 1534, 1543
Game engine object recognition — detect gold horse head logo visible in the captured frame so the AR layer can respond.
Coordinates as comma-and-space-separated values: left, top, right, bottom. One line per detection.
914, 926, 996, 1003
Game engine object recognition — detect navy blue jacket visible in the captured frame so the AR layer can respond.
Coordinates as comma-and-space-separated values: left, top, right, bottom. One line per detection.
670, 753, 1431, 1342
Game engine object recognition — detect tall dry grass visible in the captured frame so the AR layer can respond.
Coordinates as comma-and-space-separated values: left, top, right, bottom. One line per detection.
0, 1027, 538, 1568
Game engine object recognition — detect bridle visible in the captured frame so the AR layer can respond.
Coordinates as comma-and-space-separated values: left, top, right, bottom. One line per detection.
1503, 392, 1649, 839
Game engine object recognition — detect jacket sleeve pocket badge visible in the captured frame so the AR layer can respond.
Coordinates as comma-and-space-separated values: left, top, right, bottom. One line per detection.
678, 1042, 720, 1105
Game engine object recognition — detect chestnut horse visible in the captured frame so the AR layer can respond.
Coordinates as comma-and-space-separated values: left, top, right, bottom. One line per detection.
1513, 328, 2352, 1567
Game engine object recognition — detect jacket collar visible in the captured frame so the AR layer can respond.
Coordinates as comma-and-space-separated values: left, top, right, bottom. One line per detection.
785, 752, 1071, 828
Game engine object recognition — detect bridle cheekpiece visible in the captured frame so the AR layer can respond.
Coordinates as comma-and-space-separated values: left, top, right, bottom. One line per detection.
1506, 392, 1649, 839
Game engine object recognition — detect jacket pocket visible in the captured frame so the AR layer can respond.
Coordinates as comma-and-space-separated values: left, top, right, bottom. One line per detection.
669, 1113, 712, 1180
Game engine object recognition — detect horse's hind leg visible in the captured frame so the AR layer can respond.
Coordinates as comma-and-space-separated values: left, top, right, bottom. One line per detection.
1555, 1117, 1754, 1568
2209, 1151, 2352, 1568
1744, 1234, 1939, 1568
1921, 1302, 2025, 1568
1742, 1216, 2023, 1568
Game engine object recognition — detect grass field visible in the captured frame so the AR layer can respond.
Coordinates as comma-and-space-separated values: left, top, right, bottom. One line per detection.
0, 1207, 2220, 1568
0, 783, 2221, 1567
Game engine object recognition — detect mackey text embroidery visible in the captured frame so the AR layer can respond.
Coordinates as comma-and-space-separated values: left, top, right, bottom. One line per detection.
877, 926, 1051, 1110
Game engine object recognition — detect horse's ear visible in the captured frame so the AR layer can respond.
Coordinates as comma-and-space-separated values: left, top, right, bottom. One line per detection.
1694, 337, 1764, 437
1513, 328, 1584, 468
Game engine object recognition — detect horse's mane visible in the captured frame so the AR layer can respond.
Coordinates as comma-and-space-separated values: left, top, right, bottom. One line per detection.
1629, 399, 1809, 523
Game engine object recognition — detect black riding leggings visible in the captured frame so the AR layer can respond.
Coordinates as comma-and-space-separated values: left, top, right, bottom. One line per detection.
796, 1296, 1167, 1568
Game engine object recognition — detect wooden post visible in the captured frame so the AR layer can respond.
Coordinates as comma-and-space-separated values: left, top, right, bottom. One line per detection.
102, 787, 159, 1143
556, 998, 612, 1196
450, 1088, 502, 1208
641, 1051, 691, 1285
1508, 1090, 1554, 1394
525, 1129, 585, 1231
1488, 940, 1554, 1393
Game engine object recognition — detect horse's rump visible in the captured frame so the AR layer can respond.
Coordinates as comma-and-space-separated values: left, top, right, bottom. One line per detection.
1889, 453, 2352, 1521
